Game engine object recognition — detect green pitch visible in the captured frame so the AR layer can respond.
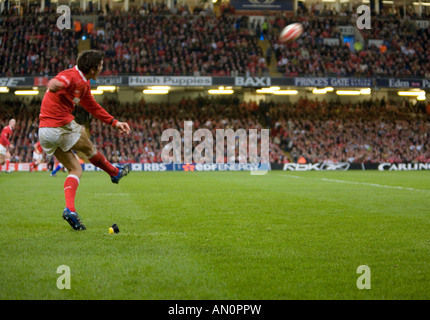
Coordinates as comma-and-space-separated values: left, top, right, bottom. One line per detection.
0, 170, 429, 300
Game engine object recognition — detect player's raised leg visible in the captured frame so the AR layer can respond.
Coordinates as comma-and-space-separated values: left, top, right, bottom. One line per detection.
72, 126, 129, 183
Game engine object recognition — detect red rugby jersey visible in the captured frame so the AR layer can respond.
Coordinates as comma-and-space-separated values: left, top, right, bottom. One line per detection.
0, 125, 12, 147
39, 66, 117, 128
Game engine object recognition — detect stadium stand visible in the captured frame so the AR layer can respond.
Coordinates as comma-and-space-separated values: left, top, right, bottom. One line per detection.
0, 7, 267, 77
0, 2, 429, 167
1, 97, 429, 164
0, 9, 78, 76
1, 5, 428, 77
268, 14, 430, 77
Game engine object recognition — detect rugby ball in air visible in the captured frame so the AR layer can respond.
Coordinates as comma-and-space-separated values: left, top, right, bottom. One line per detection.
279, 23, 304, 43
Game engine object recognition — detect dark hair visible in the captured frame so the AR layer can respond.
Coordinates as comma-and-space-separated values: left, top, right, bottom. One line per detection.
77, 50, 104, 74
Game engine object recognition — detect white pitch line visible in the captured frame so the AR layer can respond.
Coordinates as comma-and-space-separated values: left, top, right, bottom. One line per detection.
275, 173, 429, 192
93, 193, 131, 196
320, 178, 430, 192
278, 174, 303, 179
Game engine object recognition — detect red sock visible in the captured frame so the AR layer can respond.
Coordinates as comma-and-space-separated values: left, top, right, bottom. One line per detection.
88, 150, 119, 176
5, 160, 9, 171
64, 175, 79, 212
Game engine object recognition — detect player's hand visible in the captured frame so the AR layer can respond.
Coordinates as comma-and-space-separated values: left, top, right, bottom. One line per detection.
9, 144, 14, 149
114, 121, 131, 135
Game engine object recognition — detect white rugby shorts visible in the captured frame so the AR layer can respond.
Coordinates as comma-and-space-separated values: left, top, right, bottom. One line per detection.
33, 152, 43, 161
38, 120, 82, 156
0, 144, 6, 156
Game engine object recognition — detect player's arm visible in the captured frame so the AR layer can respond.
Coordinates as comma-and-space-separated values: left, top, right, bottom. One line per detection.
79, 91, 131, 135
47, 79, 65, 93
48, 73, 74, 93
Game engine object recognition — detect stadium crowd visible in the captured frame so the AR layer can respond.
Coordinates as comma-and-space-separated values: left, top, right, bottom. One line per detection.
1, 4, 429, 166
268, 14, 430, 77
91, 12, 266, 77
267, 97, 430, 164
0, 5, 267, 77
1, 96, 429, 165
0, 9, 78, 76
1, 5, 429, 77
